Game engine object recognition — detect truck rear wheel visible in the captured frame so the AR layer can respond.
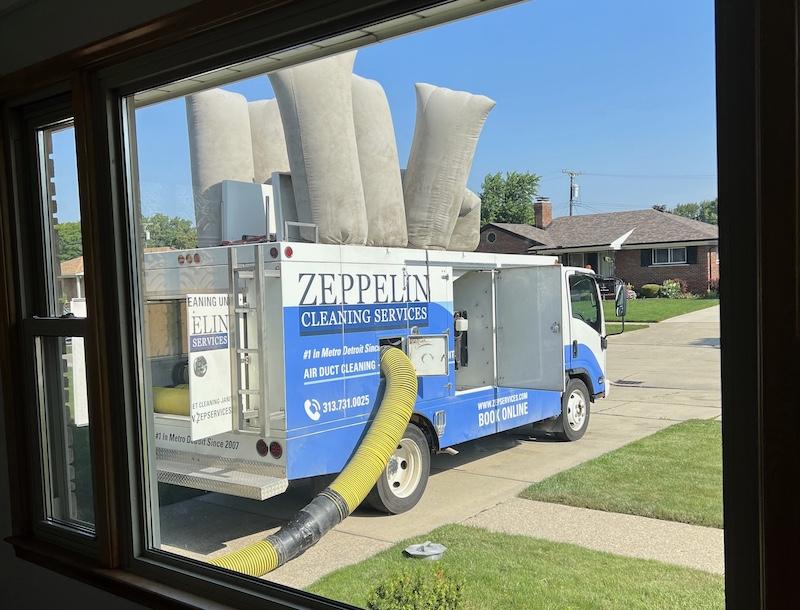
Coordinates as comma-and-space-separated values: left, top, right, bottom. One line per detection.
557, 378, 591, 441
366, 423, 430, 514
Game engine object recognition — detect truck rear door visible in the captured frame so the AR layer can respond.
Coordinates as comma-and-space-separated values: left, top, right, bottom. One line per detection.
495, 265, 565, 391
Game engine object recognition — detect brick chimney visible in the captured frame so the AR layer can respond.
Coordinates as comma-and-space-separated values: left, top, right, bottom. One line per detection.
533, 196, 552, 229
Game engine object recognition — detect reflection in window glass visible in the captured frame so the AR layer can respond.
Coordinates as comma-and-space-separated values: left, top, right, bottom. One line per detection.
38, 124, 86, 316
34, 335, 94, 528
123, 1, 721, 607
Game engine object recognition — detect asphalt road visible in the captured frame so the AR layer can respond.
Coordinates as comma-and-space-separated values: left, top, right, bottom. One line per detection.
159, 306, 722, 588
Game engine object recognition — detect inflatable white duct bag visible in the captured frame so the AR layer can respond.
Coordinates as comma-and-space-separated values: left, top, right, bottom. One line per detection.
448, 189, 482, 251
186, 89, 255, 247
351, 75, 407, 247
248, 99, 290, 183
403, 83, 495, 250
269, 51, 368, 244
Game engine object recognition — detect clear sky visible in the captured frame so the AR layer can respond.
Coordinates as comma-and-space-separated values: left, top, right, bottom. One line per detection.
57, 0, 717, 223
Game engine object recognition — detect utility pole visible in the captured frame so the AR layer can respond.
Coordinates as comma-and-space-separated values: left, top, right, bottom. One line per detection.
562, 169, 582, 216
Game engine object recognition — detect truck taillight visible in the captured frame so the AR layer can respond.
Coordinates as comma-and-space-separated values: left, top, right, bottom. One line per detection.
269, 246, 279, 258
193, 253, 201, 263
284, 246, 293, 258
269, 441, 283, 459
178, 255, 185, 265
256, 439, 268, 457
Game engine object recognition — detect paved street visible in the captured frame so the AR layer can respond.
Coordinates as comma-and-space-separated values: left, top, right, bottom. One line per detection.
160, 306, 722, 588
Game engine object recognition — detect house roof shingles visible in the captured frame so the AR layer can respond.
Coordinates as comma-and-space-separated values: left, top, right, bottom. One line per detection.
487, 209, 717, 251
491, 222, 556, 247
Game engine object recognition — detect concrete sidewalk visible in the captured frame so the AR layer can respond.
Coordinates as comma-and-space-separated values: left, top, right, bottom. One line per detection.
159, 306, 723, 589
465, 498, 724, 575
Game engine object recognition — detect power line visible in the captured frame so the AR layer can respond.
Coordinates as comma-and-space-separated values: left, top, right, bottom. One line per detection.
572, 202, 606, 214
580, 172, 717, 180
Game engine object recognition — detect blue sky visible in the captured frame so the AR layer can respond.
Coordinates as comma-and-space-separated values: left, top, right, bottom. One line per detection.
58, 0, 717, 222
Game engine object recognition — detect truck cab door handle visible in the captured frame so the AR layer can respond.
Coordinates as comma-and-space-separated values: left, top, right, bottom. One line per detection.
572, 340, 578, 358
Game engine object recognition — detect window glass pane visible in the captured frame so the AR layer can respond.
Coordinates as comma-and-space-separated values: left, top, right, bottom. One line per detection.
569, 274, 600, 331
38, 123, 87, 316
653, 248, 670, 264
34, 335, 94, 529
121, 2, 722, 607
671, 247, 687, 263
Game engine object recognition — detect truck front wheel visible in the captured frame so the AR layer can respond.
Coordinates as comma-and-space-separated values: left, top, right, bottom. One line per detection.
557, 378, 591, 441
366, 423, 430, 514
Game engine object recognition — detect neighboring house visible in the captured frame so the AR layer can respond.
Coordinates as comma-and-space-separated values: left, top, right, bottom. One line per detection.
59, 246, 176, 309
478, 198, 719, 294
59, 255, 85, 305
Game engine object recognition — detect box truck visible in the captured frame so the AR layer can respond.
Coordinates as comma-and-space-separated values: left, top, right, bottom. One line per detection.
146, 235, 626, 515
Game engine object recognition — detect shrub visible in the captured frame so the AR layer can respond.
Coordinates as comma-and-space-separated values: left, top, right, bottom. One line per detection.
658, 278, 687, 299
707, 278, 720, 298
367, 567, 464, 610
639, 284, 661, 298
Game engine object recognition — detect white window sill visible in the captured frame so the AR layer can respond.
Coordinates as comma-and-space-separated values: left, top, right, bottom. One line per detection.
649, 262, 690, 267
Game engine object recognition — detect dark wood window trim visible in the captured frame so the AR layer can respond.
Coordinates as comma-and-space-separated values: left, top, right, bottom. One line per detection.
1, 0, 797, 608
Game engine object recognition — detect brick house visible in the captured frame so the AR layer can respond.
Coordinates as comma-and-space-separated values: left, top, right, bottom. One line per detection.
478, 198, 719, 294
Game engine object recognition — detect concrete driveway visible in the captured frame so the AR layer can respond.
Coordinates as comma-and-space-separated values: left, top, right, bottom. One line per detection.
159, 306, 721, 588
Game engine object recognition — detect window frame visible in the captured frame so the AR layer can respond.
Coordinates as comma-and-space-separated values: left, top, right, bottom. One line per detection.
2, 100, 109, 560
0, 0, 792, 608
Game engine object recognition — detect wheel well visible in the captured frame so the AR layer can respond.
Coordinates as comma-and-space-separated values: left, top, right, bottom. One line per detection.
567, 371, 595, 401
410, 413, 440, 454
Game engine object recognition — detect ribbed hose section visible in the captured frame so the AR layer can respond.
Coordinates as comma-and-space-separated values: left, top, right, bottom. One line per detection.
210, 540, 279, 576
329, 346, 419, 512
209, 346, 418, 577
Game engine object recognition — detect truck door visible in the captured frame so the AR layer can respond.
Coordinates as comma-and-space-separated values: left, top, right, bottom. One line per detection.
566, 271, 606, 396
495, 265, 564, 391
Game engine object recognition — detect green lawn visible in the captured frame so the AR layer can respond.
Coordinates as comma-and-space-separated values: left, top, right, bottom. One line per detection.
521, 420, 722, 528
604, 298, 718, 323
308, 524, 724, 609
606, 322, 649, 334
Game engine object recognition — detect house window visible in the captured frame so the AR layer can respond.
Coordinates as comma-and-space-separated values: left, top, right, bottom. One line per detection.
486, 231, 497, 243
652, 247, 687, 265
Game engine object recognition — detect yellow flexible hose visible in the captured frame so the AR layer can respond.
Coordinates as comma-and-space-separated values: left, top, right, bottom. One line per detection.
153, 385, 190, 416
328, 347, 419, 513
210, 346, 418, 577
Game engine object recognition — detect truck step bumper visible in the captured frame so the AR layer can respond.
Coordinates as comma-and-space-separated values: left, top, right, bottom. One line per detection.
156, 451, 288, 501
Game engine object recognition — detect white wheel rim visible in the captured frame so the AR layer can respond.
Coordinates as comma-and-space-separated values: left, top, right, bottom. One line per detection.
566, 390, 587, 431
385, 437, 423, 499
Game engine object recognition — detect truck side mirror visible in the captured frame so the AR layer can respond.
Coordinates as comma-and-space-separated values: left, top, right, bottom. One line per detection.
615, 279, 628, 319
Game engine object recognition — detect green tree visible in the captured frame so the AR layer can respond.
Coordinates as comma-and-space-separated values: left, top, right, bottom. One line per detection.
479, 171, 541, 225
672, 199, 718, 225
54, 221, 83, 261
142, 213, 198, 250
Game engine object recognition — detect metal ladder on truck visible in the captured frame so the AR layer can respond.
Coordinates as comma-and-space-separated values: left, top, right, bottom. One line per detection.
229, 245, 271, 437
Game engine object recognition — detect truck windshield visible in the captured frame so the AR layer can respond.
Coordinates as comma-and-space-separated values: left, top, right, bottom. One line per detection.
569, 274, 602, 333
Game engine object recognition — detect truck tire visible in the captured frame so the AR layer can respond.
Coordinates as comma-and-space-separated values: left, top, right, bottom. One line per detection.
557, 378, 591, 441
366, 423, 430, 514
